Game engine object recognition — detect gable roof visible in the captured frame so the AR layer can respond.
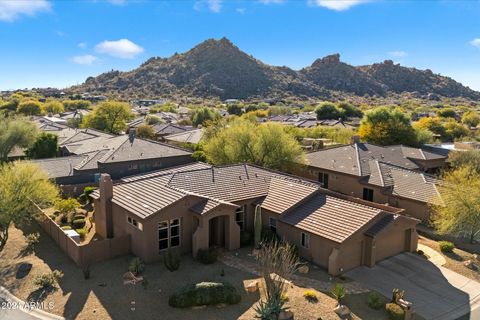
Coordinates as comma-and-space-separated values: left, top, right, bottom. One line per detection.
164, 128, 204, 144
32, 155, 88, 178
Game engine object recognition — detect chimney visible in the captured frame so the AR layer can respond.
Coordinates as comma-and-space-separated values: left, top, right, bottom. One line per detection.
351, 135, 360, 144
98, 174, 114, 238
128, 128, 136, 144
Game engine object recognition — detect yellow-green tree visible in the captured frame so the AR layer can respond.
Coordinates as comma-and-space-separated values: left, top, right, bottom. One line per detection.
83, 101, 133, 134
44, 101, 64, 114
17, 100, 43, 116
461, 111, 480, 128
431, 166, 480, 243
203, 119, 304, 171
358, 107, 417, 146
0, 162, 58, 252
136, 124, 155, 139
63, 100, 91, 111
0, 116, 38, 163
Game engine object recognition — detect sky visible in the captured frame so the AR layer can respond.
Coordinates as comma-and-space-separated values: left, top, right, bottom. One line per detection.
1, 0, 480, 91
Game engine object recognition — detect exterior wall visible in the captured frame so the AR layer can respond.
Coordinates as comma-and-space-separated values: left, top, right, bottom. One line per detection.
298, 166, 432, 222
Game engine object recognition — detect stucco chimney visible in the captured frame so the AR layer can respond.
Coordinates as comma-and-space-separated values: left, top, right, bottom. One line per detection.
98, 174, 114, 238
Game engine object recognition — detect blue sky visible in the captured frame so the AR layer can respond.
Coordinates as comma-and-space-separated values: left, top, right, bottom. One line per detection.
1, 0, 480, 92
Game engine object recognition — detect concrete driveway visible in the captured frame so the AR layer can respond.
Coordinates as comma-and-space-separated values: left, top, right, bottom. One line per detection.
346, 253, 480, 320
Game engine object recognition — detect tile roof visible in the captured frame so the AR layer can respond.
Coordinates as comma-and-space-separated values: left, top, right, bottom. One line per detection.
282, 193, 383, 243
32, 155, 88, 178
152, 123, 191, 135
364, 214, 397, 237
122, 162, 212, 182
190, 198, 221, 215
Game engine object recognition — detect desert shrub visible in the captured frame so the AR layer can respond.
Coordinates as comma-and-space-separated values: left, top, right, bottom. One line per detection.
55, 198, 80, 215
240, 231, 252, 246
73, 214, 86, 220
76, 228, 87, 239
261, 228, 279, 243
416, 249, 424, 256
303, 290, 318, 302
61, 226, 71, 230
34, 270, 63, 288
164, 248, 180, 272
439, 241, 455, 253
254, 299, 286, 319
386, 303, 405, 320
196, 248, 217, 264
26, 232, 40, 249
72, 218, 86, 229
129, 257, 145, 275
60, 215, 68, 224
331, 283, 346, 304
168, 282, 241, 308
367, 292, 385, 310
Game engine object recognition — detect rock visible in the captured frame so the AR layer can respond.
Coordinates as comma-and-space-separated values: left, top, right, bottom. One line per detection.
246, 281, 258, 293
75, 208, 87, 216
333, 305, 351, 317
278, 310, 294, 320
192, 305, 207, 310
473, 254, 479, 262
298, 265, 309, 274
464, 260, 474, 269
216, 303, 227, 308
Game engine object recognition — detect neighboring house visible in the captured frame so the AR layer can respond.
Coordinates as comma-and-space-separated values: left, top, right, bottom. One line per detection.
33, 129, 194, 194
295, 142, 447, 223
91, 163, 419, 276
152, 123, 193, 140
164, 128, 204, 145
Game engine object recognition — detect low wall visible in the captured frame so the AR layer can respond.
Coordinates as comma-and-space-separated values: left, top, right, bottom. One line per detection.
37, 212, 131, 267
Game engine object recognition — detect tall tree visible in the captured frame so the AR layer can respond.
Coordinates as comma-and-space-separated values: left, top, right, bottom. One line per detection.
431, 166, 480, 243
27, 133, 59, 159
0, 116, 38, 163
190, 107, 220, 127
0, 162, 58, 252
17, 100, 43, 116
83, 101, 133, 134
358, 107, 417, 145
203, 119, 304, 170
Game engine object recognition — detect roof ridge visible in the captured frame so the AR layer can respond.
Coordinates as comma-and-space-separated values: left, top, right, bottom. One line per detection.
377, 161, 439, 181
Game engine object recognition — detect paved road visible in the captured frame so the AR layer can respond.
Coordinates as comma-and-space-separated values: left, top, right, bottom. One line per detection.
0, 287, 63, 320
346, 253, 480, 320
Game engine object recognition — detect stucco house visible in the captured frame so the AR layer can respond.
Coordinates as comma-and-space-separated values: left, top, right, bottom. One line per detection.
91, 162, 419, 276
296, 142, 446, 223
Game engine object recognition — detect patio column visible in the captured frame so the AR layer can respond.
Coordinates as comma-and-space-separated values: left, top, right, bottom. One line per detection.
192, 216, 208, 257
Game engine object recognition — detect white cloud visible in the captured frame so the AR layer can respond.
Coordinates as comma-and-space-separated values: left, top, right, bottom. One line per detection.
259, 0, 285, 4
0, 0, 51, 22
309, 0, 368, 11
388, 51, 408, 58
236, 8, 246, 14
78, 42, 87, 49
95, 39, 144, 59
194, 0, 222, 13
470, 38, 480, 48
71, 55, 97, 65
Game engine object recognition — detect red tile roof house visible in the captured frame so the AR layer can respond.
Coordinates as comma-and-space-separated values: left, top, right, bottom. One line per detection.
91, 162, 419, 276
295, 143, 447, 223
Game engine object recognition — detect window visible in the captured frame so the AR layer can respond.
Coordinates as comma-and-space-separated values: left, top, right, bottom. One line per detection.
269, 217, 277, 233
158, 219, 181, 252
363, 188, 374, 202
235, 205, 246, 231
127, 216, 143, 230
301, 232, 310, 249
318, 172, 329, 189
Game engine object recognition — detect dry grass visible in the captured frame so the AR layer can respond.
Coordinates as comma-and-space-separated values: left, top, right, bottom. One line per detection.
419, 236, 480, 282
0, 223, 400, 320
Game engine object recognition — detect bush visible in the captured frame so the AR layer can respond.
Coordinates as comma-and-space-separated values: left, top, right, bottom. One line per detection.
34, 270, 64, 288
60, 215, 68, 224
331, 283, 346, 304
129, 257, 145, 275
367, 292, 385, 310
73, 214, 86, 221
55, 198, 80, 215
386, 303, 405, 320
76, 228, 87, 239
416, 249, 424, 256
439, 241, 455, 253
196, 248, 217, 264
61, 226, 71, 230
164, 249, 180, 272
168, 282, 241, 308
26, 232, 40, 249
261, 228, 279, 243
303, 290, 318, 303
240, 231, 252, 246
72, 218, 86, 229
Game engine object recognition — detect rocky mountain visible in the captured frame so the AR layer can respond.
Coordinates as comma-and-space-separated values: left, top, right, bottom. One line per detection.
73, 38, 480, 101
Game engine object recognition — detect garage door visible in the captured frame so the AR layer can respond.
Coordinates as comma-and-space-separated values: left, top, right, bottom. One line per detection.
342, 240, 363, 271
375, 229, 407, 262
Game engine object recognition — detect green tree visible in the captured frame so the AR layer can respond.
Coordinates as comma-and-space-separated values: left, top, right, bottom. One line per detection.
190, 107, 220, 127
337, 102, 363, 118
63, 100, 91, 111
203, 119, 304, 171
0, 116, 38, 163
437, 108, 456, 118
461, 111, 480, 128
83, 101, 133, 134
27, 133, 58, 159
448, 150, 480, 173
17, 100, 43, 116
358, 107, 417, 146
44, 101, 64, 114
136, 124, 155, 139
0, 162, 58, 252
315, 102, 342, 120
227, 104, 243, 116
431, 166, 480, 243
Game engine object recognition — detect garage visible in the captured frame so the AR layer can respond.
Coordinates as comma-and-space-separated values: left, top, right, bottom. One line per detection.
375, 228, 409, 262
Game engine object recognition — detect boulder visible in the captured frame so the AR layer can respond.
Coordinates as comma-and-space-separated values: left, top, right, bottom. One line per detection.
473, 254, 479, 262
246, 281, 258, 293
333, 305, 351, 317
463, 260, 474, 269
278, 310, 294, 320
298, 265, 309, 274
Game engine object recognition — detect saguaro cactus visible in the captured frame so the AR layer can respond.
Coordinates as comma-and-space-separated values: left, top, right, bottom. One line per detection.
254, 205, 262, 247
